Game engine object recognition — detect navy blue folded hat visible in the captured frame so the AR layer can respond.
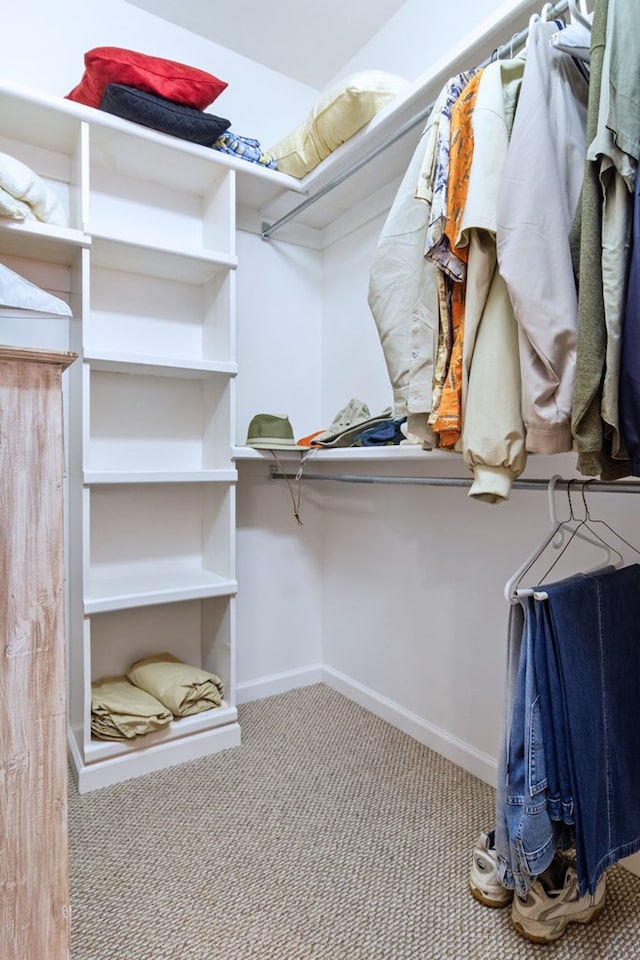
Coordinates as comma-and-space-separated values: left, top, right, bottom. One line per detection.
98, 83, 231, 146
352, 417, 406, 446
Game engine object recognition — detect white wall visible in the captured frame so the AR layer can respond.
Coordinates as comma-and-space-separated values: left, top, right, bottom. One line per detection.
334, 0, 511, 83
234, 230, 325, 690
316, 454, 640, 785
235, 231, 324, 446
235, 459, 324, 696
2, 0, 316, 145
320, 216, 392, 424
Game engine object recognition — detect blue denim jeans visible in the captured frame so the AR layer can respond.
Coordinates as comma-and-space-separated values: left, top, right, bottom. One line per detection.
544, 563, 640, 895
533, 591, 575, 827
496, 563, 640, 897
495, 598, 565, 896
494, 603, 524, 891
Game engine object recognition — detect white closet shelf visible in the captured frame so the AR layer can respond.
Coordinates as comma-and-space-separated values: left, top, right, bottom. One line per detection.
80, 702, 238, 764
84, 351, 238, 378
2, 77, 239, 791
0, 79, 84, 152
89, 122, 228, 196
234, 447, 595, 494
85, 569, 238, 614
84, 469, 238, 484
68, 719, 241, 793
0, 76, 297, 190
88, 233, 237, 283
233, 444, 456, 462
0, 3, 542, 253
0, 220, 88, 263
0, 77, 304, 227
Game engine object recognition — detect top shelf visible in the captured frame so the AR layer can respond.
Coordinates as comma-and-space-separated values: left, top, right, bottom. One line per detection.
0, 77, 304, 200
0, 2, 545, 249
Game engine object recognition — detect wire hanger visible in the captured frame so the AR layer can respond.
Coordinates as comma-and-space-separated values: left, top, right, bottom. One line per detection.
503, 476, 622, 604
576, 479, 640, 562
529, 479, 626, 594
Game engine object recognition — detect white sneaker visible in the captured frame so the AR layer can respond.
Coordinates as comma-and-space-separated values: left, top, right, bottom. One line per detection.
469, 830, 513, 908
511, 859, 607, 943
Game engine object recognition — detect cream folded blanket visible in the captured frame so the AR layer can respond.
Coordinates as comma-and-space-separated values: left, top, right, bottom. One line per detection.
91, 675, 173, 741
0, 151, 67, 225
127, 652, 224, 717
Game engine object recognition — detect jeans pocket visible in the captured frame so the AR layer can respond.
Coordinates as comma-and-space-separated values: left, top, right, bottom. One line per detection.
516, 802, 559, 884
527, 694, 548, 795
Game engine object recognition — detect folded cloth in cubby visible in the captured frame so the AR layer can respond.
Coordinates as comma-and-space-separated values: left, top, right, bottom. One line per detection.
91, 675, 173, 741
127, 652, 224, 717
0, 151, 67, 226
0, 263, 71, 315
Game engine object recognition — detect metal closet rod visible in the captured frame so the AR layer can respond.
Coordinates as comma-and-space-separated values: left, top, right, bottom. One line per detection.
268, 466, 640, 495
261, 0, 570, 241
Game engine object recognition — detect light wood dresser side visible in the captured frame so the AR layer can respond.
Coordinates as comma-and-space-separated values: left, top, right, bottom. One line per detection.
0, 346, 77, 960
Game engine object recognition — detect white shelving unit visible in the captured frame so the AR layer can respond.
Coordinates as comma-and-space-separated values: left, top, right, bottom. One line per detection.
0, 80, 251, 792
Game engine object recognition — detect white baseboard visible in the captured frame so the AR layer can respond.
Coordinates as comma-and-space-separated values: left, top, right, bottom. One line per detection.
321, 665, 498, 788
238, 662, 498, 787
236, 664, 324, 704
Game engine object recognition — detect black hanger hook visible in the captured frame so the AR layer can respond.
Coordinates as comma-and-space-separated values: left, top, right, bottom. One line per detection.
581, 479, 595, 521
566, 478, 577, 520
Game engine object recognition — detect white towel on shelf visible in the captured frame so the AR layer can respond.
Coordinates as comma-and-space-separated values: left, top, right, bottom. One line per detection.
0, 151, 67, 225
0, 262, 71, 315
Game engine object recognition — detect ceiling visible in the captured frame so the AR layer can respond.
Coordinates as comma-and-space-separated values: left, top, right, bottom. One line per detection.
123, 0, 408, 88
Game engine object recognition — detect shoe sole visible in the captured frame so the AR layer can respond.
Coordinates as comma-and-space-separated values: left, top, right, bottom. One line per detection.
469, 881, 513, 909
512, 898, 607, 944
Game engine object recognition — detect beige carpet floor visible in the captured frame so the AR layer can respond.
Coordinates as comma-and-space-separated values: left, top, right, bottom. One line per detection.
68, 683, 640, 959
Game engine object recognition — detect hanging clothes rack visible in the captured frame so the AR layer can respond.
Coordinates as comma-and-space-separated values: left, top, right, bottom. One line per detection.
268, 466, 640, 495
261, 0, 570, 241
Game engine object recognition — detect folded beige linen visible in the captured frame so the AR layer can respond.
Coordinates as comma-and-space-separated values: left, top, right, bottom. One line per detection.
91, 675, 173, 741
127, 652, 224, 717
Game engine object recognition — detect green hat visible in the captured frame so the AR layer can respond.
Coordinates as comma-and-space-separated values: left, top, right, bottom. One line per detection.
246, 413, 301, 450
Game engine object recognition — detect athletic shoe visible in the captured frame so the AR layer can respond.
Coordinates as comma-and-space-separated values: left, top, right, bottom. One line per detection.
511, 859, 607, 943
469, 829, 513, 908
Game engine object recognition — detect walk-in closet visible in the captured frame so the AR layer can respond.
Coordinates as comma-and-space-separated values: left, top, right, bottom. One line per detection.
3, 0, 640, 957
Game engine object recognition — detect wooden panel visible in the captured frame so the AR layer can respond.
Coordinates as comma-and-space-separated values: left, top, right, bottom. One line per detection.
0, 351, 72, 960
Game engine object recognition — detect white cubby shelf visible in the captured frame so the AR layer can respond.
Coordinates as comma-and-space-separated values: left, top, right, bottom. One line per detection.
0, 79, 241, 790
